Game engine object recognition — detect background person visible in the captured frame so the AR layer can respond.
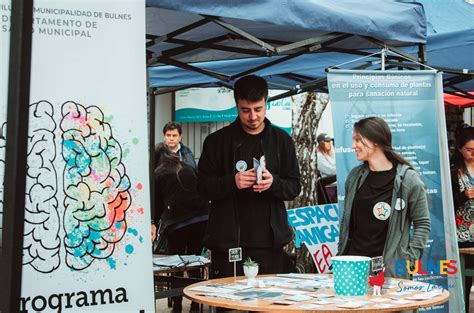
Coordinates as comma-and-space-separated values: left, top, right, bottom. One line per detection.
153, 143, 208, 312
337, 116, 431, 278
316, 133, 337, 203
451, 127, 474, 312
316, 133, 336, 177
162, 121, 196, 168
198, 75, 301, 278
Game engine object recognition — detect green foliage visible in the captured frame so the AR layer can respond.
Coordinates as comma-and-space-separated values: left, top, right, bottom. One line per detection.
243, 257, 258, 267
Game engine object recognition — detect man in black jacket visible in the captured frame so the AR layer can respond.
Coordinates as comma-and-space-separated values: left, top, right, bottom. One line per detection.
162, 121, 196, 169
198, 75, 301, 278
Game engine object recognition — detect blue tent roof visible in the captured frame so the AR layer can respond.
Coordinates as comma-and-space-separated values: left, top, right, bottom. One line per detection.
146, 1, 427, 71
147, 0, 427, 44
148, 0, 473, 93
149, 28, 474, 91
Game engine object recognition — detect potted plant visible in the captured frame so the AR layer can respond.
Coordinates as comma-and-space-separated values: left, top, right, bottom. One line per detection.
243, 257, 259, 279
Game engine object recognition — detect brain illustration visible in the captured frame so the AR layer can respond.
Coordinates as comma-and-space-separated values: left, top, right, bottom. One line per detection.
23, 101, 61, 273
61, 102, 131, 270
0, 100, 132, 273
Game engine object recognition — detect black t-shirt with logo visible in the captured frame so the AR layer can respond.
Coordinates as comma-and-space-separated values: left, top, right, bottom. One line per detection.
235, 132, 273, 248
347, 165, 397, 257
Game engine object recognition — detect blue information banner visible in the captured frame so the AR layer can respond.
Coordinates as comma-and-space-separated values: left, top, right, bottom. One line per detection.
328, 70, 462, 312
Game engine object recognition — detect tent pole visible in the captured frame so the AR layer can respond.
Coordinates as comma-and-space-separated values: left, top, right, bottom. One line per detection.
154, 84, 207, 95
150, 34, 234, 58
418, 43, 427, 66
445, 90, 474, 100
230, 33, 354, 80
0, 0, 33, 312
166, 38, 267, 57
151, 18, 211, 45
362, 36, 419, 64
148, 88, 156, 222
381, 48, 386, 71
203, 15, 277, 54
444, 76, 471, 88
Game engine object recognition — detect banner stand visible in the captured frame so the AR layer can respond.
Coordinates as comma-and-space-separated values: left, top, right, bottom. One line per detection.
328, 69, 463, 313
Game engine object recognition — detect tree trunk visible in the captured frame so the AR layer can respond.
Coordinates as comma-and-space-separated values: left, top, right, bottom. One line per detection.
285, 92, 329, 273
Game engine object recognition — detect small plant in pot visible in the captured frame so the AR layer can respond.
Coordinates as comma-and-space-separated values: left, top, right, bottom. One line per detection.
243, 257, 259, 279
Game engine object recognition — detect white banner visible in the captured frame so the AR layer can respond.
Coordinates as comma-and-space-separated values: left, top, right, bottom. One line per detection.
176, 87, 292, 133
0, 1, 155, 312
287, 204, 339, 273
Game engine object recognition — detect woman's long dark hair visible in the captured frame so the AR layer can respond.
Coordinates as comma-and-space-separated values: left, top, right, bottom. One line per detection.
154, 143, 191, 188
452, 127, 474, 167
354, 116, 411, 167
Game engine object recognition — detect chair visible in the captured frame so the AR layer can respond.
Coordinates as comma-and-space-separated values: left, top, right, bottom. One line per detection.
316, 174, 337, 204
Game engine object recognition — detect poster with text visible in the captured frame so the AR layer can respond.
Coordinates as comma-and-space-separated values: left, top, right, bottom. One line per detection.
287, 204, 339, 273
328, 70, 462, 312
0, 1, 155, 312
175, 87, 292, 134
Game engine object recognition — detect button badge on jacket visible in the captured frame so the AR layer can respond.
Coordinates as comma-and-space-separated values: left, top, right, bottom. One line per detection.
373, 202, 391, 220
236, 160, 247, 172
395, 198, 406, 211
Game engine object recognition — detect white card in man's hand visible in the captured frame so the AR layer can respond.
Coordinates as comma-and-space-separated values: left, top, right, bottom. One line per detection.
253, 157, 263, 182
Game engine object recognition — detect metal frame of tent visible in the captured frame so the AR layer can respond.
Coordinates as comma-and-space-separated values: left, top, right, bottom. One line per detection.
145, 3, 473, 103
146, 14, 428, 98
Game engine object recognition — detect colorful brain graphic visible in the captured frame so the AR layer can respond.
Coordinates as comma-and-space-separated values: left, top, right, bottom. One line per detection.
60, 101, 131, 270
0, 100, 132, 273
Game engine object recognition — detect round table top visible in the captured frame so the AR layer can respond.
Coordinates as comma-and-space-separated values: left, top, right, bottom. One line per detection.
184, 274, 449, 312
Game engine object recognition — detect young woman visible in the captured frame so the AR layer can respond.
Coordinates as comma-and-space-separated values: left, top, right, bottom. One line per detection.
451, 127, 474, 312
316, 133, 337, 202
153, 143, 208, 313
337, 117, 431, 278
317, 133, 336, 177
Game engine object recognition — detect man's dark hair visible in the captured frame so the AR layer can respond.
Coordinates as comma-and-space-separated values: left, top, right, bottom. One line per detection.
163, 121, 182, 135
233, 75, 268, 104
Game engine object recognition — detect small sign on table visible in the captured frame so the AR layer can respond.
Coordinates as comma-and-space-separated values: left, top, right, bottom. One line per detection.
229, 247, 242, 281
371, 256, 384, 273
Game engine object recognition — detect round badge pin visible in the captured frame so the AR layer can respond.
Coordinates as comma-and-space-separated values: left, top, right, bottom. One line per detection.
373, 202, 391, 221
394, 198, 406, 211
235, 160, 247, 172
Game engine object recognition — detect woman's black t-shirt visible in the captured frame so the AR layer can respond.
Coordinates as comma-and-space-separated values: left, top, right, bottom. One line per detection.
347, 165, 397, 257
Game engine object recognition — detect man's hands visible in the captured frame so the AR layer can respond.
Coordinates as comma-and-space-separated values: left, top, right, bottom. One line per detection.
253, 168, 273, 193
235, 169, 257, 189
235, 168, 273, 192
465, 187, 474, 199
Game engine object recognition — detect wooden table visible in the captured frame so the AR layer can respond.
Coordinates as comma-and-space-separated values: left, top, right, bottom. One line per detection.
184, 274, 449, 312
459, 247, 474, 295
